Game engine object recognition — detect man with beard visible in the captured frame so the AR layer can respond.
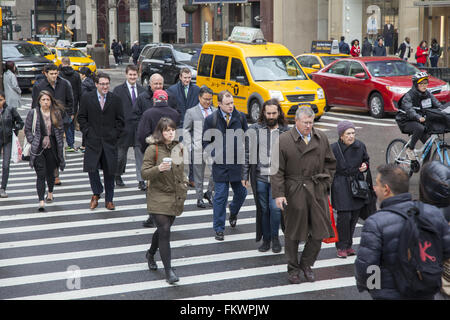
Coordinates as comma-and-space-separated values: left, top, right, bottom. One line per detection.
242, 99, 290, 253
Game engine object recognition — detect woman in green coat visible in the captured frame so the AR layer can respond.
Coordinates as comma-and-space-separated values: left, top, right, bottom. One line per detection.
141, 117, 188, 284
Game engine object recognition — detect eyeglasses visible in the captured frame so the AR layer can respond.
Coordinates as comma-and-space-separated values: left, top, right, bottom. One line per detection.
98, 82, 110, 86
418, 81, 428, 86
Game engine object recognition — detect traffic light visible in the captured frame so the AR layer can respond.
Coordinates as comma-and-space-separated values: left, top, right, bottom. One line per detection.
0, 8, 3, 27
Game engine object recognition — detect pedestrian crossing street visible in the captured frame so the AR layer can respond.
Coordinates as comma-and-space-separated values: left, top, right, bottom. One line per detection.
0, 149, 374, 300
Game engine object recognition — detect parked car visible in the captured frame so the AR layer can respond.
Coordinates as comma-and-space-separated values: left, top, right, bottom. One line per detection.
139, 43, 202, 88
2, 40, 50, 89
311, 56, 450, 118
136, 43, 159, 74
296, 53, 350, 78
51, 47, 97, 74
56, 39, 71, 48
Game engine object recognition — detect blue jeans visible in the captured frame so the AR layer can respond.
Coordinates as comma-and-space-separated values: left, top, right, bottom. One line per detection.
65, 121, 75, 148
416, 62, 425, 67
213, 181, 247, 232
256, 180, 281, 241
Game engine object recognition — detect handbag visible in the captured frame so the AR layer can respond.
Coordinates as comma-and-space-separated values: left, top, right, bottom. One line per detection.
11, 132, 22, 163
22, 109, 37, 159
337, 143, 369, 200
359, 169, 378, 220
323, 198, 339, 244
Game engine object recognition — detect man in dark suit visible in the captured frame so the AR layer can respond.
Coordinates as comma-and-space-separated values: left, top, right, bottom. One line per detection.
77, 73, 125, 211
167, 67, 200, 187
112, 65, 145, 189
202, 90, 248, 241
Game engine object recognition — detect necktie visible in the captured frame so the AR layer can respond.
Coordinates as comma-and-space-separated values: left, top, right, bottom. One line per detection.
184, 86, 188, 98
131, 86, 136, 105
303, 136, 309, 145
225, 113, 230, 126
204, 108, 209, 118
100, 94, 105, 110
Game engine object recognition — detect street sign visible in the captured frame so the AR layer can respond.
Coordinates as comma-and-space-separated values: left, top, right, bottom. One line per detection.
193, 0, 247, 3
181, 23, 189, 27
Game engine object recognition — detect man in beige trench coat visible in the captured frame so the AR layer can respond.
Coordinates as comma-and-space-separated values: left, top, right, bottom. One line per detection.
271, 106, 336, 284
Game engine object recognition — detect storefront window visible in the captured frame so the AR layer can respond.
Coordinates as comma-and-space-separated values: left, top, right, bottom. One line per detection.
118, 0, 130, 53
139, 0, 153, 44
363, 0, 399, 53
35, 0, 76, 41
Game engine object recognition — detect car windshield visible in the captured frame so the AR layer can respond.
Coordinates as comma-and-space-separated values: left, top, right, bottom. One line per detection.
365, 60, 420, 77
35, 44, 52, 56
246, 56, 307, 81
321, 56, 345, 66
173, 46, 201, 65
3, 43, 42, 58
58, 49, 87, 58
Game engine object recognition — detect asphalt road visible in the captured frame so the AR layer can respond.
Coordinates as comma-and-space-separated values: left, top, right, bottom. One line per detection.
0, 65, 437, 303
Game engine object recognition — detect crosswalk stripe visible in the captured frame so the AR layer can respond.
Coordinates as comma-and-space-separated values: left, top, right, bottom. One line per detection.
327, 111, 396, 122
9, 163, 136, 175
183, 276, 357, 300
321, 115, 395, 126
8, 257, 357, 300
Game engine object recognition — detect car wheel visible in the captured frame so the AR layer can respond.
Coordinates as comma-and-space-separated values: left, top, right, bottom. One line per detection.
141, 74, 149, 87
314, 116, 321, 122
249, 99, 261, 123
369, 92, 385, 119
324, 105, 331, 112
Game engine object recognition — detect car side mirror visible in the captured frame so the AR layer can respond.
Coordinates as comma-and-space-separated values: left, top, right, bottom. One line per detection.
354, 72, 367, 79
51, 49, 56, 54
235, 75, 248, 86
88, 55, 92, 58
311, 64, 321, 70
164, 58, 173, 64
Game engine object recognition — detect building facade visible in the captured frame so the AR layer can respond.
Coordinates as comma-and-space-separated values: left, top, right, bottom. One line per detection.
4, 0, 448, 67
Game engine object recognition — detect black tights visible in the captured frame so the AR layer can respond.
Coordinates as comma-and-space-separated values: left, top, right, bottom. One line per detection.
148, 214, 176, 271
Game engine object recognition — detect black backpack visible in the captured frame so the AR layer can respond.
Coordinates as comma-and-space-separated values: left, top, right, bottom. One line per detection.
385, 202, 443, 298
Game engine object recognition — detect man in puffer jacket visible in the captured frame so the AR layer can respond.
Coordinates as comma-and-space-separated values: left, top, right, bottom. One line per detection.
355, 164, 450, 300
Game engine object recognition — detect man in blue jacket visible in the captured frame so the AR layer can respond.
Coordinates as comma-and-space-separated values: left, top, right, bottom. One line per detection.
355, 164, 450, 300
203, 90, 248, 241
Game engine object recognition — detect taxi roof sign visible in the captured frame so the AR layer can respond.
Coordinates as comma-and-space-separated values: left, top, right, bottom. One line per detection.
228, 27, 266, 44
311, 40, 339, 54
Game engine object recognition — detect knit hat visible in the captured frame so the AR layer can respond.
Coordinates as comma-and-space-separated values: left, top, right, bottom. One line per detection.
337, 120, 356, 137
153, 90, 168, 101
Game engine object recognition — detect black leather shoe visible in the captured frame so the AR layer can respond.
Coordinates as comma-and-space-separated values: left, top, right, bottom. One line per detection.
300, 265, 315, 282
215, 231, 224, 241
258, 241, 271, 252
288, 272, 301, 284
138, 181, 147, 191
203, 191, 213, 205
165, 268, 179, 284
145, 250, 157, 271
229, 214, 238, 228
142, 217, 154, 228
272, 237, 282, 253
197, 199, 207, 208
115, 176, 125, 187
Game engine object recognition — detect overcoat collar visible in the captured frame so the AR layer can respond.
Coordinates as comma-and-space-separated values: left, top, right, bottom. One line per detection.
289, 126, 321, 155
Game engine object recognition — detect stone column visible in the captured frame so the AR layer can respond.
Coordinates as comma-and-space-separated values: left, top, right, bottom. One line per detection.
129, 0, 139, 44
90, 0, 98, 45
398, 0, 420, 50
152, 0, 161, 43
177, 0, 186, 43
108, 0, 118, 47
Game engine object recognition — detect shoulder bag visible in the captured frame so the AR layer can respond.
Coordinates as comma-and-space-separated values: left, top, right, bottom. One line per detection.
337, 143, 369, 200
22, 109, 37, 159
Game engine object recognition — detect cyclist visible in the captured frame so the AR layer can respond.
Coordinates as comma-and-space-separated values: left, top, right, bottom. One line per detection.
396, 72, 444, 160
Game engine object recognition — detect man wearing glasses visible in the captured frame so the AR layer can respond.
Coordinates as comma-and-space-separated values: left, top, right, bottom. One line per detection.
271, 106, 336, 284
396, 72, 444, 161
78, 73, 125, 211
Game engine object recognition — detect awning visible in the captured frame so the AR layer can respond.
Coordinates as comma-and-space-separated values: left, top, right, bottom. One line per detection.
413, 1, 450, 7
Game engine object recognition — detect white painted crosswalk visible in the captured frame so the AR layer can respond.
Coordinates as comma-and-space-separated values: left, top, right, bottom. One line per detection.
0, 150, 369, 300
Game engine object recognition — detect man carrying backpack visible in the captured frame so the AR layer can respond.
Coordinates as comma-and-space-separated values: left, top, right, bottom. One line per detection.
355, 164, 450, 300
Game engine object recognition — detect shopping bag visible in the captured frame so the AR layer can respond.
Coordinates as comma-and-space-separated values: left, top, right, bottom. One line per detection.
11, 132, 22, 163
323, 198, 339, 244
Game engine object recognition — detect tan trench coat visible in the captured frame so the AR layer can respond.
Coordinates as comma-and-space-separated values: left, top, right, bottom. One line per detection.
271, 127, 337, 241
141, 136, 188, 216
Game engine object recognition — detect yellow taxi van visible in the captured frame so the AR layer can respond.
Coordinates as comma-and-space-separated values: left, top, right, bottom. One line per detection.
28, 40, 57, 62
196, 27, 326, 122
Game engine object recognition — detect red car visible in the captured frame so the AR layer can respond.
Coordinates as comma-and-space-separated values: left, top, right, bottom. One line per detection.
311, 57, 450, 118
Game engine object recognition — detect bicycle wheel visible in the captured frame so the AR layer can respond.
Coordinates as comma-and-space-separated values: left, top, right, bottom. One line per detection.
386, 138, 411, 171
431, 144, 450, 166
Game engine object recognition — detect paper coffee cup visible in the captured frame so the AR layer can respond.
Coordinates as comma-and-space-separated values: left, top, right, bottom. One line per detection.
163, 157, 172, 167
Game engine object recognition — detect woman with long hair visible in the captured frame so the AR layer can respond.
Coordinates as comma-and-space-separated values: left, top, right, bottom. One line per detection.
350, 39, 361, 57
416, 40, 429, 67
141, 117, 188, 284
24, 90, 66, 211
3, 61, 21, 109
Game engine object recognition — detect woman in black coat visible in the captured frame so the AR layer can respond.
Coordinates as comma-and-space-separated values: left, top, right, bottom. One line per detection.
331, 121, 370, 258
24, 91, 66, 211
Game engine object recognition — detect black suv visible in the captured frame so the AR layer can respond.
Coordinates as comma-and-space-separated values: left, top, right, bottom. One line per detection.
2, 40, 50, 89
139, 43, 202, 88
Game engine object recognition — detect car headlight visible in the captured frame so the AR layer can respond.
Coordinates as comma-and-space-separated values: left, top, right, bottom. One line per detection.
317, 88, 325, 100
52, 59, 57, 63
269, 90, 284, 102
89, 62, 96, 66
386, 86, 410, 95
440, 83, 450, 92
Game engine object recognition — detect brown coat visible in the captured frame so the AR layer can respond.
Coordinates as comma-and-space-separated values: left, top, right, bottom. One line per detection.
271, 127, 337, 241
141, 136, 188, 216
